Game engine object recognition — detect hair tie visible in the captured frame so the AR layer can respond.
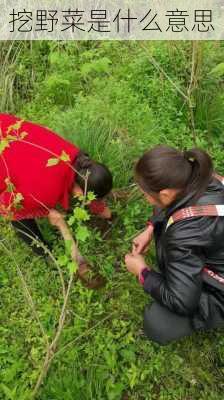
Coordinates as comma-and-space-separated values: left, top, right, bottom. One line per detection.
183, 152, 195, 164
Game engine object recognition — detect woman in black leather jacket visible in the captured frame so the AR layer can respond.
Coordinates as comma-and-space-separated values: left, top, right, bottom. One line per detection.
125, 145, 224, 345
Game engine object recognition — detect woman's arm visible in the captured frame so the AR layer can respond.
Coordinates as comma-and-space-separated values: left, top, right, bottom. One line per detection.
143, 223, 205, 316
48, 209, 84, 264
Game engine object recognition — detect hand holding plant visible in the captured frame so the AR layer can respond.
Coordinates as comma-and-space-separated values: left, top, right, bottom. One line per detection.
132, 224, 154, 256
125, 253, 149, 277
99, 205, 112, 220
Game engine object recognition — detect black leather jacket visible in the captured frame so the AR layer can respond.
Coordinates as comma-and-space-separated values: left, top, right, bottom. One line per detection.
144, 177, 224, 328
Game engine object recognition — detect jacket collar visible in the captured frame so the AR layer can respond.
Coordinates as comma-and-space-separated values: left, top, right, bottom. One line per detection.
165, 177, 224, 219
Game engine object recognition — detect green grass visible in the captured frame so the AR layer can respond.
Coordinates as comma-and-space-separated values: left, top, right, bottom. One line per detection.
1, 41, 224, 399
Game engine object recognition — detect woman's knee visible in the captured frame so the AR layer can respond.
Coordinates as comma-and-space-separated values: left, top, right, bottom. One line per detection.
143, 302, 193, 345
143, 303, 170, 345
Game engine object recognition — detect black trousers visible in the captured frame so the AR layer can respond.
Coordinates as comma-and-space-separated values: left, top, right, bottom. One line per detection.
11, 219, 49, 257
144, 302, 224, 345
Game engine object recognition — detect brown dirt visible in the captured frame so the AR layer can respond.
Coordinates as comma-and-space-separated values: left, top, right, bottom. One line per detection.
78, 262, 106, 290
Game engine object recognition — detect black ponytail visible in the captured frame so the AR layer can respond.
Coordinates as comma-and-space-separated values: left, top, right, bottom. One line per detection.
183, 148, 213, 201
74, 151, 113, 198
135, 145, 213, 203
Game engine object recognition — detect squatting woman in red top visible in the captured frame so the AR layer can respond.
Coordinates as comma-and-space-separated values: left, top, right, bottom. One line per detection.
0, 114, 113, 262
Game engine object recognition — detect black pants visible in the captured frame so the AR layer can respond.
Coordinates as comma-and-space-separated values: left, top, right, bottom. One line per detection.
144, 302, 224, 345
12, 219, 49, 257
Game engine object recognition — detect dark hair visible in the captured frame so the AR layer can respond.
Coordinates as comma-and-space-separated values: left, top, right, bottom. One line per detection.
135, 145, 213, 203
74, 152, 113, 198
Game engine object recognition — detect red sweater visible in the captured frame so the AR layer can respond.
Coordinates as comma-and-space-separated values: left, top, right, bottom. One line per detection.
0, 114, 80, 220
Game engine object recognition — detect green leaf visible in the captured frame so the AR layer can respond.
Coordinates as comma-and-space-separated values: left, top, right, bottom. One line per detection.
76, 225, 90, 242
14, 193, 24, 205
5, 178, 15, 193
58, 254, 69, 266
77, 194, 85, 201
1, 383, 16, 400
14, 204, 23, 211
73, 207, 90, 222
60, 150, 70, 162
80, 58, 112, 77
210, 62, 224, 78
68, 261, 78, 274
107, 383, 124, 400
87, 191, 96, 202
46, 158, 60, 167
7, 119, 24, 133
6, 135, 17, 141
0, 139, 9, 154
68, 216, 75, 226
120, 348, 136, 363
13, 193, 24, 210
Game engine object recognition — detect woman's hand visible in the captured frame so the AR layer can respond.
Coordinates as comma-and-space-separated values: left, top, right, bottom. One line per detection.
88, 200, 112, 220
132, 225, 154, 256
125, 253, 149, 276
99, 205, 112, 220
48, 209, 65, 228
